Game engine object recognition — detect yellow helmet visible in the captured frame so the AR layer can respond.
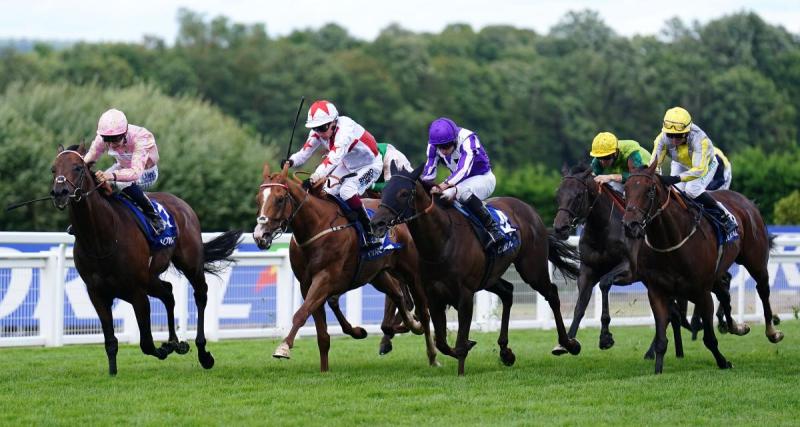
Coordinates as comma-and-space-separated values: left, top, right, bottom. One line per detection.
662, 107, 692, 134
590, 132, 618, 158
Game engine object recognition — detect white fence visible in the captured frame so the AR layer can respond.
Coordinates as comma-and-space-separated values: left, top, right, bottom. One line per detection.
0, 231, 799, 347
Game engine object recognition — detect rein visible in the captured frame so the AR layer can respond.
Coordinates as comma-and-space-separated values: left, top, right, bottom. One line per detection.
627, 172, 700, 252
378, 175, 435, 226
557, 175, 602, 230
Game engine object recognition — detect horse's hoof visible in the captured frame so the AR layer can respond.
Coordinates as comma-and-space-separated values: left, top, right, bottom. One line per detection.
175, 341, 190, 355
199, 351, 215, 369
430, 360, 442, 368
273, 342, 291, 359
772, 315, 781, 325
643, 350, 655, 360
351, 327, 368, 340
768, 331, 784, 344
155, 348, 169, 360
500, 348, 516, 366
718, 322, 729, 334
159, 342, 176, 355
720, 360, 733, 369
551, 345, 568, 356
599, 335, 615, 350
108, 367, 118, 376
466, 340, 477, 351
379, 342, 393, 356
732, 323, 751, 336
566, 339, 581, 355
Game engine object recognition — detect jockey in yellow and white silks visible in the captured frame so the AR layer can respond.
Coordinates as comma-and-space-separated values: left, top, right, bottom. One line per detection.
650, 107, 737, 236
281, 100, 383, 245
84, 108, 166, 234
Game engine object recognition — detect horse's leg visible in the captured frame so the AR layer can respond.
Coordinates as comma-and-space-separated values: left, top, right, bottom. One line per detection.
429, 299, 455, 358
87, 290, 118, 376
598, 280, 614, 350
273, 274, 333, 360
670, 300, 685, 358
712, 275, 750, 336
402, 272, 439, 367
371, 272, 423, 335
129, 291, 169, 361
553, 267, 598, 355
310, 304, 331, 372
454, 288, 476, 376
698, 291, 733, 369
486, 279, 515, 366
646, 288, 670, 374
146, 279, 189, 355
750, 267, 784, 343
379, 296, 397, 355
327, 294, 368, 340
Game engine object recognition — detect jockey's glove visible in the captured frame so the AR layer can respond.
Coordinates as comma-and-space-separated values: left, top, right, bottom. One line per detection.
302, 178, 313, 190
280, 159, 294, 168
658, 174, 681, 186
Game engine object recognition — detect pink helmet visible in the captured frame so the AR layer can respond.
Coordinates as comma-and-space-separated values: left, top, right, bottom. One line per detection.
96, 108, 128, 136
305, 100, 338, 128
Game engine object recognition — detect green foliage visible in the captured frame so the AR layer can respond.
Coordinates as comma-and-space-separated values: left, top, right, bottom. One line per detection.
0, 82, 277, 231
494, 164, 561, 225
729, 146, 800, 223
774, 190, 800, 225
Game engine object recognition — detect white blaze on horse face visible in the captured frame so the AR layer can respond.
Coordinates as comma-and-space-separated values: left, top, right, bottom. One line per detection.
253, 187, 272, 239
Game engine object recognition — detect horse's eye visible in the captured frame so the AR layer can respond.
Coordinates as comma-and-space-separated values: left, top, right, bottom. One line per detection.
397, 189, 409, 199
73, 165, 82, 172
51, 167, 55, 174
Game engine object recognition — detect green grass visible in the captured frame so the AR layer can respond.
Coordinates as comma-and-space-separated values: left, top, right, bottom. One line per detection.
1, 322, 798, 426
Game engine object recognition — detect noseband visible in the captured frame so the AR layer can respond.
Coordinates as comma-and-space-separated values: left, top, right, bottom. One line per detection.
257, 183, 308, 239
378, 175, 434, 226
625, 172, 671, 230
53, 150, 103, 206
557, 175, 600, 230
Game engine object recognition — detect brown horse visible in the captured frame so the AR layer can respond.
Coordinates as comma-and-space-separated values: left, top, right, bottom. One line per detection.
50, 144, 242, 375
553, 165, 747, 358
252, 165, 437, 372
370, 165, 581, 376
622, 162, 782, 373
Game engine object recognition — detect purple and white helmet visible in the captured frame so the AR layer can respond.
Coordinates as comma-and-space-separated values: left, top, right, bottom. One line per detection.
428, 117, 460, 146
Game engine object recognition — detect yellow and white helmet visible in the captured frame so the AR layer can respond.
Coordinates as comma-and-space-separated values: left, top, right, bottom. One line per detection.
589, 132, 618, 158
662, 107, 692, 134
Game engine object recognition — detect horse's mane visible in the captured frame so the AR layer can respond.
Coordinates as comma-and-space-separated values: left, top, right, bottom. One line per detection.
569, 162, 591, 175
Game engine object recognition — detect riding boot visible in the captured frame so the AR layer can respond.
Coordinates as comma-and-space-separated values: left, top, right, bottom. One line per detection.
695, 191, 737, 236
464, 194, 505, 248
346, 207, 382, 247
122, 184, 166, 234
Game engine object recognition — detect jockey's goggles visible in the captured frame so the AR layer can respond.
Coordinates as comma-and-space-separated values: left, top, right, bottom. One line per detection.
665, 133, 687, 140
662, 120, 691, 132
102, 134, 125, 144
312, 122, 333, 133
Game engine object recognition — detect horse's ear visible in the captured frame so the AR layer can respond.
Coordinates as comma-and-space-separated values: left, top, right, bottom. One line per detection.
262, 162, 271, 179
647, 161, 658, 174
57, 144, 64, 153
77, 142, 86, 155
411, 163, 425, 180
561, 162, 570, 176
390, 162, 399, 177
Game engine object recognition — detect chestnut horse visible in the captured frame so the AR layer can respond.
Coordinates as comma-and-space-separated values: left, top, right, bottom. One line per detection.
622, 162, 781, 373
552, 165, 747, 358
371, 165, 581, 376
51, 144, 242, 375
252, 165, 436, 372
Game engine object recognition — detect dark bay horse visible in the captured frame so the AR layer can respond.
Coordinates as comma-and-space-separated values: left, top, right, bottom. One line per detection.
553, 165, 747, 358
622, 162, 782, 373
51, 144, 242, 375
252, 165, 437, 372
370, 165, 581, 376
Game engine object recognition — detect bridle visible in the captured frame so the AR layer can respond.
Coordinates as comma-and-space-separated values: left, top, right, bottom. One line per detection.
624, 171, 673, 230
52, 150, 105, 207
377, 174, 434, 226
257, 182, 309, 241
556, 175, 601, 230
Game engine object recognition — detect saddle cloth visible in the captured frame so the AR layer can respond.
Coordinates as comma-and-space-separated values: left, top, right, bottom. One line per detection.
115, 195, 177, 249
453, 202, 520, 255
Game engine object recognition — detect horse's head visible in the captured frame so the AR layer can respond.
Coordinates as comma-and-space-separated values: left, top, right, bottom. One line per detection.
253, 165, 297, 250
51, 144, 93, 210
370, 163, 425, 237
622, 162, 663, 239
553, 163, 593, 240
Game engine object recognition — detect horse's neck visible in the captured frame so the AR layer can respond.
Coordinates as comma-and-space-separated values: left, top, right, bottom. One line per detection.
287, 186, 344, 244
645, 190, 694, 246
585, 188, 622, 237
407, 189, 450, 257
69, 190, 118, 247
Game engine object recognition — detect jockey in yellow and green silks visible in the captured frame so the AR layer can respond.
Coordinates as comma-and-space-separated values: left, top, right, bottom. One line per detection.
589, 132, 651, 194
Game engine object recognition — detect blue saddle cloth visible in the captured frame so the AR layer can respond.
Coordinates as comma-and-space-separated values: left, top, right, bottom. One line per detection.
329, 196, 403, 261
115, 195, 177, 249
453, 203, 520, 255
676, 190, 739, 245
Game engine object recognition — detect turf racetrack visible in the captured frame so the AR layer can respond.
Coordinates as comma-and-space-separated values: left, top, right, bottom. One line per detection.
1, 322, 798, 425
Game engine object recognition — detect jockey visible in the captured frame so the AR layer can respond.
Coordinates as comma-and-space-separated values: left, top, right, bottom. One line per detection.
707, 146, 732, 191
281, 100, 383, 246
421, 117, 505, 248
589, 132, 651, 193
650, 107, 737, 236
370, 143, 412, 193
84, 108, 166, 234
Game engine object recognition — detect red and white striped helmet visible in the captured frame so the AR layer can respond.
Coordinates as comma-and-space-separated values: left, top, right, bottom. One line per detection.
96, 108, 128, 136
305, 100, 338, 128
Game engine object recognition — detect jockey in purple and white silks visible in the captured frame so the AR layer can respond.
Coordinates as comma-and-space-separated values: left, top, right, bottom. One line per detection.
281, 100, 383, 246
83, 108, 166, 234
421, 117, 506, 247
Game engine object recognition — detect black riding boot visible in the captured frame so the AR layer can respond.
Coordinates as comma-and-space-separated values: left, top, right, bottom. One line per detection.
464, 195, 505, 248
347, 207, 381, 247
122, 184, 166, 234
695, 191, 736, 236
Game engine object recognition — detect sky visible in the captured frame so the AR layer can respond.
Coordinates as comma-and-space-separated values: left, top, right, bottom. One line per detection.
1, 0, 798, 43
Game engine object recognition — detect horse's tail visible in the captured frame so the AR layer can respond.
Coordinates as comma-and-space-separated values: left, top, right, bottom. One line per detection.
768, 233, 777, 251
203, 230, 244, 275
547, 230, 580, 281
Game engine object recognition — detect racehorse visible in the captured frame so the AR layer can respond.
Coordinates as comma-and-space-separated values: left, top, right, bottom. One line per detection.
50, 144, 242, 375
252, 164, 437, 372
553, 165, 748, 358
622, 162, 782, 373
370, 164, 581, 376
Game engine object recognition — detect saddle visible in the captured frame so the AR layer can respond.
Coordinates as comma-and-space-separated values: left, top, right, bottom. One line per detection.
452, 202, 520, 256
675, 190, 739, 245
115, 194, 177, 249
328, 195, 403, 261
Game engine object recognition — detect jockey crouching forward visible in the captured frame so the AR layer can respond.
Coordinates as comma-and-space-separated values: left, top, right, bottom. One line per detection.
370, 143, 412, 193
589, 132, 651, 193
282, 100, 383, 246
422, 117, 505, 248
651, 106, 737, 237
83, 108, 166, 234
